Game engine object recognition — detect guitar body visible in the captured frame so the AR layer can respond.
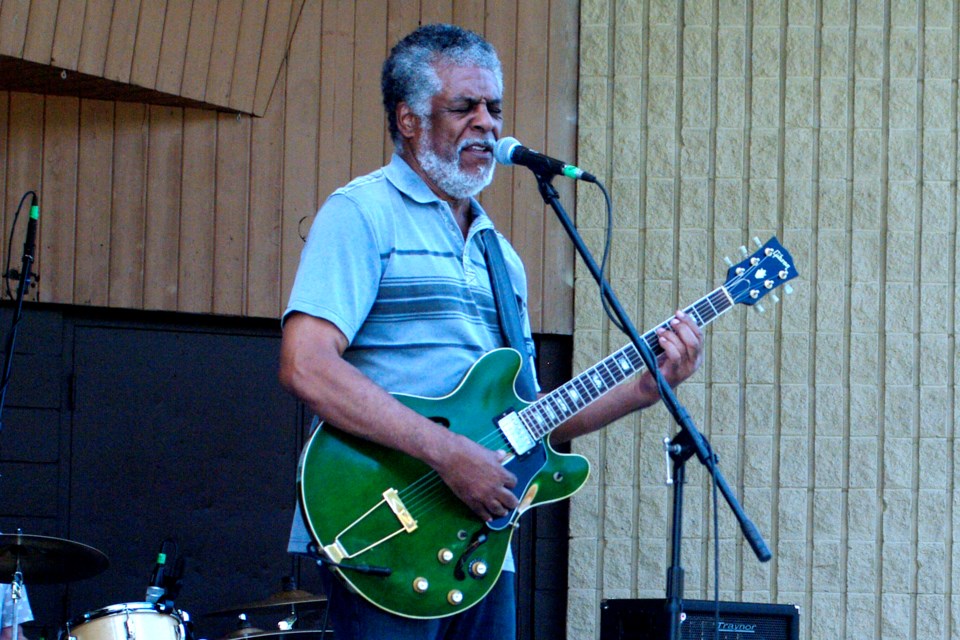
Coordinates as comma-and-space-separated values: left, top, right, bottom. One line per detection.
298, 348, 591, 619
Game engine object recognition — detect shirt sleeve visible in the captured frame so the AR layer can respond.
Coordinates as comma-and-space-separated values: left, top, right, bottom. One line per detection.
283, 192, 388, 344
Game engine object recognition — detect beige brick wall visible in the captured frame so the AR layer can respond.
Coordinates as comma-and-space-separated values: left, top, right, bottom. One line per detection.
571, 1, 957, 638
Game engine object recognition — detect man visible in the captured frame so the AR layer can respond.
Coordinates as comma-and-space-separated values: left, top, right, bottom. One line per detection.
279, 24, 703, 640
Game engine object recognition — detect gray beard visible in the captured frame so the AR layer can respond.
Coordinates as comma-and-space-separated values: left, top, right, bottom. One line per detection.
416, 137, 496, 200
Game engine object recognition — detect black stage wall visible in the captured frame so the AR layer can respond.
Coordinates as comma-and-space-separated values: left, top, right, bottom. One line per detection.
0, 304, 570, 640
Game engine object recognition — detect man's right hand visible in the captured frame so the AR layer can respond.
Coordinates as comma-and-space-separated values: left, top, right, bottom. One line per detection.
431, 432, 519, 523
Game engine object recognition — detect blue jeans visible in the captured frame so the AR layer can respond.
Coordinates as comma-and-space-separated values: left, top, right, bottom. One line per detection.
318, 564, 516, 640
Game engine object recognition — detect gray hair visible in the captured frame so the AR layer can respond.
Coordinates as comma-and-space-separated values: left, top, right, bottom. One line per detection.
382, 24, 503, 146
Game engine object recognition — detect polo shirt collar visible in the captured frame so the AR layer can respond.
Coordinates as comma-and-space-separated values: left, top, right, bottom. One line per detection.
384, 153, 494, 232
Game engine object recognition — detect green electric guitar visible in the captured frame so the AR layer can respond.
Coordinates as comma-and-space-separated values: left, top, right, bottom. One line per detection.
298, 236, 798, 619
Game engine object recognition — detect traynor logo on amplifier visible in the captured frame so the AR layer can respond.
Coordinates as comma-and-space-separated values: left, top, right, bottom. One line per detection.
680, 613, 759, 634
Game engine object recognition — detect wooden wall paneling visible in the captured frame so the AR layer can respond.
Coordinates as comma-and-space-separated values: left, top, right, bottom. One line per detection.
252, 0, 298, 117
278, 0, 320, 311
154, 0, 193, 96
227, 0, 268, 114
452, 0, 486, 33
386, 0, 418, 73
204, 0, 243, 108
129, 0, 169, 89
51, 0, 87, 69
246, 67, 284, 318
108, 102, 147, 308
177, 108, 216, 313
40, 96, 80, 306
23, 0, 59, 63
541, 0, 578, 334
510, 2, 550, 332
212, 113, 250, 315
103, 0, 142, 83
0, 0, 30, 57
5, 93, 44, 303
181, 0, 219, 102
478, 0, 517, 290
350, 0, 387, 177
316, 0, 355, 203
74, 100, 114, 306
382, 0, 420, 162
143, 106, 183, 310
419, 0, 453, 25
77, 0, 114, 78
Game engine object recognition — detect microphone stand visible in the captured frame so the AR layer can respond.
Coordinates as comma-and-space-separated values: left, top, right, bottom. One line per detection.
0, 200, 37, 433
530, 172, 770, 640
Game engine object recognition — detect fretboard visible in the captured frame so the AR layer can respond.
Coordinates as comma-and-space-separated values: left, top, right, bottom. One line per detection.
518, 286, 734, 439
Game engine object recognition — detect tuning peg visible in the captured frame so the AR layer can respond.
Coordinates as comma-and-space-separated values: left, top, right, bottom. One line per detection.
753, 236, 762, 247
784, 284, 794, 295
770, 294, 780, 304
754, 304, 766, 314
723, 256, 733, 267
739, 245, 749, 257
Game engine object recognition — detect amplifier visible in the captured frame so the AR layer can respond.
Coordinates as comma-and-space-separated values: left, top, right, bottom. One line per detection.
600, 598, 799, 640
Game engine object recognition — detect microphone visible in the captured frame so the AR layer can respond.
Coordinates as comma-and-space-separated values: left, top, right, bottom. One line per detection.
24, 194, 38, 260
145, 541, 168, 604
494, 137, 596, 182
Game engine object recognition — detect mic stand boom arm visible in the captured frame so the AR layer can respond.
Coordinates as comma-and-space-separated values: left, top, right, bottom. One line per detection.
530, 172, 770, 640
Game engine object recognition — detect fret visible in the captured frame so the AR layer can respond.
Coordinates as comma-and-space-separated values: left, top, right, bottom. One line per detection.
702, 295, 719, 320
559, 383, 585, 410
687, 305, 706, 326
571, 376, 597, 405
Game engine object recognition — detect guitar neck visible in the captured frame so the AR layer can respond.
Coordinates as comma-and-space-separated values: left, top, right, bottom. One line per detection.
519, 285, 735, 440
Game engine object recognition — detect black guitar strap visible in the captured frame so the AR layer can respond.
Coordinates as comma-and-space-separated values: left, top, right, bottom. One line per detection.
480, 228, 538, 402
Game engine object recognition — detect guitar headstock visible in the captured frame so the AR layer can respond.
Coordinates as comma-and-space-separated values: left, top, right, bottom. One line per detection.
724, 236, 798, 308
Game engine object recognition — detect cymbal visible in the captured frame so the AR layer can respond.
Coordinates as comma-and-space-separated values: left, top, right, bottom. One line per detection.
207, 589, 328, 616
0, 533, 109, 584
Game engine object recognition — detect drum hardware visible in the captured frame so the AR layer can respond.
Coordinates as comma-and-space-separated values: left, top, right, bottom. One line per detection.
220, 613, 265, 639
0, 530, 109, 640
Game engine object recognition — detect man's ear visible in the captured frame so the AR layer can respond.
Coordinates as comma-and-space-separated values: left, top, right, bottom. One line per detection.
396, 102, 421, 141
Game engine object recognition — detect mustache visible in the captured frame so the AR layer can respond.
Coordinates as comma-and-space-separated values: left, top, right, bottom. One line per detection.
458, 138, 494, 153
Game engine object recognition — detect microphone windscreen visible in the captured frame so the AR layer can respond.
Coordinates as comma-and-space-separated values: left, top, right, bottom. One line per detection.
493, 137, 521, 166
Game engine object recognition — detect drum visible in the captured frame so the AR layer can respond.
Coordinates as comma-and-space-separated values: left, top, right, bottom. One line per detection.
59, 602, 185, 640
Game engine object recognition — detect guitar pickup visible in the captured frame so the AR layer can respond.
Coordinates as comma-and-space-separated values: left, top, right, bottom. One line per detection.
496, 411, 535, 455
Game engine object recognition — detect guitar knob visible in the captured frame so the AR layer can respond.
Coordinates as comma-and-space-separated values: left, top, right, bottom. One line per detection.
437, 549, 454, 564
412, 577, 429, 593
469, 560, 488, 578
447, 590, 464, 606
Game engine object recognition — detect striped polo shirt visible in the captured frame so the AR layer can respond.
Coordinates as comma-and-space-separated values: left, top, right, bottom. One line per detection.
284, 153, 536, 399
